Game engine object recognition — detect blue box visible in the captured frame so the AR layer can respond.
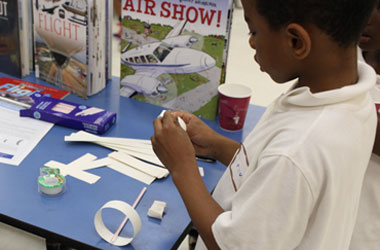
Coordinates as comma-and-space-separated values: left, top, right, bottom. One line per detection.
20, 97, 116, 135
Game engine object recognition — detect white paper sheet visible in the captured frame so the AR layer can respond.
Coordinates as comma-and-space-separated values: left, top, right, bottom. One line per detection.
0, 105, 53, 166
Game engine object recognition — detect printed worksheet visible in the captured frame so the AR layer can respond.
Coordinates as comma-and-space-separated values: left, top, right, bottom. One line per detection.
0, 103, 53, 166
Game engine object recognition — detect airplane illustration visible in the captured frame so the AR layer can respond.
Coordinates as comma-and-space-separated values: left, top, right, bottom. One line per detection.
41, 5, 59, 14
34, 0, 87, 68
120, 20, 216, 97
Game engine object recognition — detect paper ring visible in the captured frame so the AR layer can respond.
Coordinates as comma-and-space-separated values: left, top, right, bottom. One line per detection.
94, 200, 142, 246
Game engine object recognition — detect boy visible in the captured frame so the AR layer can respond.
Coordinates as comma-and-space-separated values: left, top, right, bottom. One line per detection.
350, 2, 380, 249
152, 0, 378, 249
360, 2, 380, 74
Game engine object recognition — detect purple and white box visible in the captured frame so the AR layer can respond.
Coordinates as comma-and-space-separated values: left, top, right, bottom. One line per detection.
20, 97, 116, 135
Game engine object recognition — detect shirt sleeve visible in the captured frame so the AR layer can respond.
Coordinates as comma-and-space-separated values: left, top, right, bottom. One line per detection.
212, 155, 315, 250
369, 76, 380, 102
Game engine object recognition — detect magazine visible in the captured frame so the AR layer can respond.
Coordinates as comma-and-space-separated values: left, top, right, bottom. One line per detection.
120, 0, 233, 120
0, 77, 69, 108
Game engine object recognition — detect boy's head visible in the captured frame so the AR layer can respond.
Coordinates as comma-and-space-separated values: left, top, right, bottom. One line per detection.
253, 0, 377, 48
241, 0, 377, 86
360, 1, 380, 52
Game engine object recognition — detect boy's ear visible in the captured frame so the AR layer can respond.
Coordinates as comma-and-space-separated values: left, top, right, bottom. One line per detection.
285, 23, 311, 60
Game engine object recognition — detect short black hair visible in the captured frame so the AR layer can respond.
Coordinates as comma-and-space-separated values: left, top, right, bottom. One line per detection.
255, 0, 377, 47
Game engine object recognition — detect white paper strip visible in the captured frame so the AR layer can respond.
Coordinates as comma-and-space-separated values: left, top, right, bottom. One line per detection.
65, 131, 151, 145
92, 142, 164, 167
107, 160, 155, 185
96, 142, 156, 156
78, 157, 114, 171
117, 149, 164, 168
64, 132, 164, 167
98, 141, 154, 153
199, 167, 204, 177
93, 142, 165, 168
44, 160, 101, 184
92, 142, 121, 152
67, 153, 98, 168
109, 152, 169, 179
44, 160, 68, 175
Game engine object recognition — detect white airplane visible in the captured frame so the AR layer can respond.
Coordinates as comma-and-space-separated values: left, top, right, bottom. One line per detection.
34, 0, 87, 68
120, 20, 216, 97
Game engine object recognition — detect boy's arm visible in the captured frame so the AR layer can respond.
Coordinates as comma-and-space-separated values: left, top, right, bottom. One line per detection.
151, 112, 229, 249
211, 135, 241, 166
171, 166, 223, 250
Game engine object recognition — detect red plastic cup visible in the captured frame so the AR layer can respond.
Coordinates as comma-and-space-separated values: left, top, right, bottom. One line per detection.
218, 84, 252, 131
375, 103, 380, 113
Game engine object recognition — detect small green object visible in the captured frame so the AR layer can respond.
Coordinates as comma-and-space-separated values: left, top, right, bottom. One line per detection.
38, 168, 66, 195
38, 174, 65, 189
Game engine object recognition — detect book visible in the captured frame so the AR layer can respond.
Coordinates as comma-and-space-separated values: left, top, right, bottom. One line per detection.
120, 0, 234, 120
0, 0, 33, 78
0, 77, 69, 108
106, 0, 113, 81
32, 0, 111, 98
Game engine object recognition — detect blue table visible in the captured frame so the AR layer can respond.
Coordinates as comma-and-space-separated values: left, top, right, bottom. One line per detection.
0, 73, 265, 250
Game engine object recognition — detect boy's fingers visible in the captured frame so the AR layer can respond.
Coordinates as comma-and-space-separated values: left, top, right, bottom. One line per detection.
173, 111, 192, 123
153, 117, 163, 131
162, 110, 179, 127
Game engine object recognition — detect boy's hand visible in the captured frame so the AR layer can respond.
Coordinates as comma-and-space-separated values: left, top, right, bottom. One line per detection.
173, 111, 241, 166
172, 111, 221, 158
151, 111, 198, 175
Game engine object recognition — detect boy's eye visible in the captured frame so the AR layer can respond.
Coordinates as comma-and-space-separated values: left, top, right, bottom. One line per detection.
248, 31, 256, 36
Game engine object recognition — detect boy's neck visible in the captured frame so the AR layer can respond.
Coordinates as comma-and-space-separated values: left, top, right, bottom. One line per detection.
363, 50, 380, 75
296, 46, 358, 93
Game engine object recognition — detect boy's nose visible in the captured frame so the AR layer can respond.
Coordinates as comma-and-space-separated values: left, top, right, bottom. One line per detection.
367, 8, 377, 25
249, 35, 256, 50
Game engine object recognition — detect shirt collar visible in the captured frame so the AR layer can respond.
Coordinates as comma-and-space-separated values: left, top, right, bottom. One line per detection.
277, 62, 376, 107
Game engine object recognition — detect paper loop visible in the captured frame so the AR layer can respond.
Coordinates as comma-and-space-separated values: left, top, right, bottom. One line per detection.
94, 200, 142, 246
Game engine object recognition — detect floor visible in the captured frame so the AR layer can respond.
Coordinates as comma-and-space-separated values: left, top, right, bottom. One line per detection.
0, 4, 294, 250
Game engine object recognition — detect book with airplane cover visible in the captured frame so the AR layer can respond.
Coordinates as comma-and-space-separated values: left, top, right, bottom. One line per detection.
0, 0, 33, 78
32, 0, 110, 98
0, 77, 69, 108
120, 0, 234, 120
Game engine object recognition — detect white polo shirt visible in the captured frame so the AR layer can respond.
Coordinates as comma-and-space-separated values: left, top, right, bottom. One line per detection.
195, 62, 377, 250
349, 75, 380, 250
349, 153, 380, 250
